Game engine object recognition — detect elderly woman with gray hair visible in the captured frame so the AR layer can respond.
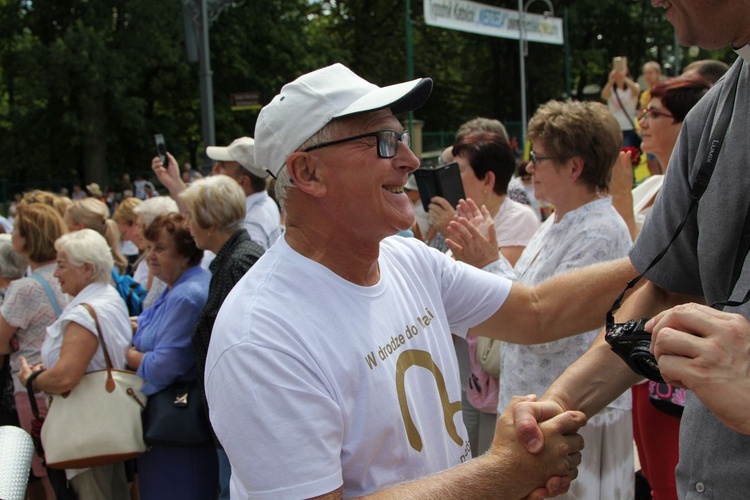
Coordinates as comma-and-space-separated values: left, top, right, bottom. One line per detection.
179, 174, 264, 499
18, 229, 133, 499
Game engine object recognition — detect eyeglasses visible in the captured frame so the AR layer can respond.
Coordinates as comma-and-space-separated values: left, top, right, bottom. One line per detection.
638, 108, 674, 121
303, 129, 410, 158
529, 151, 559, 165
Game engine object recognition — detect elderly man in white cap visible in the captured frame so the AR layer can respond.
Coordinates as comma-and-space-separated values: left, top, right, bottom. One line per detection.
152, 137, 281, 250
204, 63, 641, 499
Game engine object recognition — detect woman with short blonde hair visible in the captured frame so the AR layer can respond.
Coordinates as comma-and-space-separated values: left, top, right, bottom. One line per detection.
181, 175, 245, 234
112, 197, 143, 245
65, 198, 128, 273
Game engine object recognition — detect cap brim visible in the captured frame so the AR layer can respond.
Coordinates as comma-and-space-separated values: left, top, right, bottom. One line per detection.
333, 78, 433, 119
206, 146, 233, 162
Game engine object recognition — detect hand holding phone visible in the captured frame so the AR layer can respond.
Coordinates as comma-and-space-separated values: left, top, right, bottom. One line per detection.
611, 56, 627, 73
154, 134, 168, 166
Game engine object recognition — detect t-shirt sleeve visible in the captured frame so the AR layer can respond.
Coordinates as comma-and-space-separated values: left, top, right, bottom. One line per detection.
1, 279, 36, 329
431, 250, 513, 337
61, 305, 98, 336
630, 121, 703, 295
206, 341, 343, 499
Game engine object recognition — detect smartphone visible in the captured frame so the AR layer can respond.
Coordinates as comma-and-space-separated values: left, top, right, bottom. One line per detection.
154, 134, 168, 166
612, 56, 627, 72
414, 162, 466, 212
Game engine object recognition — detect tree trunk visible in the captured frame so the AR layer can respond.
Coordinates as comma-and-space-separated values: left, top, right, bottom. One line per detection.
82, 92, 108, 187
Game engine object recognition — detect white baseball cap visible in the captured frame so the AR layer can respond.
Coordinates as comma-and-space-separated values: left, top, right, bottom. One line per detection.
255, 63, 433, 177
206, 136, 268, 178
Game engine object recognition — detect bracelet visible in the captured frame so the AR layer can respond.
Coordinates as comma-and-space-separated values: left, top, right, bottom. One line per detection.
26, 369, 45, 394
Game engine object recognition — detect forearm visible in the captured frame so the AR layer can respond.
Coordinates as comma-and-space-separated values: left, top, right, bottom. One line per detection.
475, 257, 638, 344
625, 77, 640, 98
542, 335, 641, 418
600, 81, 613, 100
32, 366, 84, 395
542, 281, 700, 416
610, 191, 638, 241
361, 455, 534, 500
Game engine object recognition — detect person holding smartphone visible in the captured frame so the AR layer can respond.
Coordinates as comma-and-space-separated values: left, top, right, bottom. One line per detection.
601, 56, 641, 147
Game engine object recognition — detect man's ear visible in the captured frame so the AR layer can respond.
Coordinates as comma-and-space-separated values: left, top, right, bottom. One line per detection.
286, 152, 327, 198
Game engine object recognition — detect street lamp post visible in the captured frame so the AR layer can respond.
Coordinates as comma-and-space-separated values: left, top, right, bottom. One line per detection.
518, 0, 555, 146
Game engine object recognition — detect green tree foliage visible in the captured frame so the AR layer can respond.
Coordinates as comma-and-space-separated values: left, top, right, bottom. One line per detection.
0, 0, 739, 195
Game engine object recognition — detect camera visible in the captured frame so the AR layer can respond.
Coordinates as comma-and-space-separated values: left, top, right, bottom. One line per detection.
604, 318, 665, 383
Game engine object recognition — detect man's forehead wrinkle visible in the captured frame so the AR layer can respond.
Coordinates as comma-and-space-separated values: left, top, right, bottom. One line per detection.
337, 109, 400, 137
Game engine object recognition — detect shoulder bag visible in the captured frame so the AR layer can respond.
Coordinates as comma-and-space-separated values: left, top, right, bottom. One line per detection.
475, 336, 501, 377
142, 380, 213, 447
41, 303, 148, 469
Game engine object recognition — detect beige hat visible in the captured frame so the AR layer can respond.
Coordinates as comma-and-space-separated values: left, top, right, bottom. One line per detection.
86, 183, 103, 197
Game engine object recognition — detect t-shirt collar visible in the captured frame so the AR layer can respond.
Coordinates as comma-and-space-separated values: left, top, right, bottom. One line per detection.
734, 44, 750, 61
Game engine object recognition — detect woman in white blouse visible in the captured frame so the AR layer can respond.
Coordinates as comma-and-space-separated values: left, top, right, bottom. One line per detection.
18, 229, 132, 500
449, 100, 634, 499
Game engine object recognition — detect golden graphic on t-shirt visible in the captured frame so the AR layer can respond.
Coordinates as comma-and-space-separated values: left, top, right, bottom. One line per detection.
395, 349, 463, 452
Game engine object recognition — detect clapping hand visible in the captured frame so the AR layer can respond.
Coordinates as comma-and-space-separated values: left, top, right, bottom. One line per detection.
445, 198, 500, 268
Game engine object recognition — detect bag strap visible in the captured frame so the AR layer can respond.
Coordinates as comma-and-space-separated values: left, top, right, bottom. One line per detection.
613, 85, 638, 130
80, 303, 117, 392
31, 273, 62, 317
25, 369, 46, 417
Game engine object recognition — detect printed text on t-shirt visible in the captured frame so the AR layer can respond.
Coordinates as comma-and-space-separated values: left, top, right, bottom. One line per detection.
365, 307, 435, 370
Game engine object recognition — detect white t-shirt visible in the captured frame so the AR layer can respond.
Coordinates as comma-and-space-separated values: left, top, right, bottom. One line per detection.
205, 236, 512, 499
632, 175, 664, 231
607, 86, 639, 132
245, 191, 282, 250
499, 197, 632, 412
42, 282, 132, 372
133, 259, 149, 288
493, 197, 541, 248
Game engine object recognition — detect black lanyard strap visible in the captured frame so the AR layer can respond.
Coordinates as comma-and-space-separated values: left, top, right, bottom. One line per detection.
607, 63, 744, 326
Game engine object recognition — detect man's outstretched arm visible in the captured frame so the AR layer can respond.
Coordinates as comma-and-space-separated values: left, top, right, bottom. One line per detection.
472, 257, 639, 345
512, 280, 701, 453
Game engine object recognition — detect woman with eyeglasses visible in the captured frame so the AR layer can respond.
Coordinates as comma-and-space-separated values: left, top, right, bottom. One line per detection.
612, 77, 710, 242
448, 100, 634, 499
610, 75, 709, 500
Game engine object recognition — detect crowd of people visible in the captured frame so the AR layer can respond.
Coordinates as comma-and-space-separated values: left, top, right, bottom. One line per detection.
0, 140, 279, 498
1, 2, 748, 498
